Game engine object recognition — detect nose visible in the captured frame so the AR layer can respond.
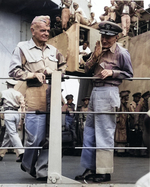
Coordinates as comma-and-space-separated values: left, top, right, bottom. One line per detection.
101, 37, 107, 43
45, 30, 49, 35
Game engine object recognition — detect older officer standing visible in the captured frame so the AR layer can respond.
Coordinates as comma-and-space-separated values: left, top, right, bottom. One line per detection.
9, 16, 66, 180
75, 21, 133, 182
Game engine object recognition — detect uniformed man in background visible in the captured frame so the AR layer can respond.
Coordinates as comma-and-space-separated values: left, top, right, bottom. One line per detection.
0, 80, 25, 162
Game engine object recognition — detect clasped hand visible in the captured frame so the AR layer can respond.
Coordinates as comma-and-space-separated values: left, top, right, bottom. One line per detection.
34, 72, 45, 83
98, 69, 113, 79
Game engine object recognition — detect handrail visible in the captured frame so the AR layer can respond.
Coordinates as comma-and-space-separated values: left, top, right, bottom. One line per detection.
1, 76, 150, 80
0, 147, 147, 150
0, 147, 42, 149
0, 111, 148, 115
63, 76, 150, 80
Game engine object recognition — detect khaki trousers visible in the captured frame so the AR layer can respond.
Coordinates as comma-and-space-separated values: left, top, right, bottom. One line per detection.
62, 8, 70, 29
121, 14, 130, 36
0, 149, 7, 157
75, 13, 89, 25
110, 12, 116, 22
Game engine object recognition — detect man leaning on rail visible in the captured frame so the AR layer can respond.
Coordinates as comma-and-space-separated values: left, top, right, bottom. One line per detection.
9, 15, 66, 181
75, 21, 133, 183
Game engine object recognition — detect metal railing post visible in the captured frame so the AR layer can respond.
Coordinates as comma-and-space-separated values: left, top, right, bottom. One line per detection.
47, 71, 62, 184
47, 71, 81, 185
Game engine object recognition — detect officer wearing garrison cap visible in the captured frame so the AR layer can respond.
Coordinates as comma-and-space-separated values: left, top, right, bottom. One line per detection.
62, 94, 77, 141
78, 96, 90, 145
62, 94, 75, 130
75, 21, 133, 183
9, 16, 66, 180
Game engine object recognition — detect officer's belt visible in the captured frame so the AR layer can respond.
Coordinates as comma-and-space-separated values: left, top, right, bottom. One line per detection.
93, 82, 116, 87
4, 107, 18, 111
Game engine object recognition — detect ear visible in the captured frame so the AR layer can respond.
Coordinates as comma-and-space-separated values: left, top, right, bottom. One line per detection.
116, 35, 119, 40
31, 28, 34, 36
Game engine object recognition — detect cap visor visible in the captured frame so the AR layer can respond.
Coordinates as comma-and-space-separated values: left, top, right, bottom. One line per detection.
100, 30, 118, 36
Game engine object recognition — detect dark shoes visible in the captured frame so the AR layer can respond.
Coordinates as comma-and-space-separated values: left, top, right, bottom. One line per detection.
0, 156, 3, 161
75, 169, 111, 183
36, 177, 47, 181
75, 169, 96, 180
93, 173, 111, 183
16, 153, 24, 162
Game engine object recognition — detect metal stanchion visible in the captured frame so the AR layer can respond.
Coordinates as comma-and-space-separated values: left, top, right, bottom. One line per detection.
47, 71, 80, 185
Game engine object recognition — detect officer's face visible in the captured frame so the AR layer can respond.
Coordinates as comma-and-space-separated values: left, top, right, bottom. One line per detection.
67, 99, 73, 104
56, 17, 60, 22
134, 96, 140, 103
101, 34, 118, 49
84, 99, 89, 105
32, 22, 50, 44
125, 95, 129, 101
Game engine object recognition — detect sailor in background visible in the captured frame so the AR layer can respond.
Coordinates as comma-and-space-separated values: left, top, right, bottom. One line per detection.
0, 79, 25, 162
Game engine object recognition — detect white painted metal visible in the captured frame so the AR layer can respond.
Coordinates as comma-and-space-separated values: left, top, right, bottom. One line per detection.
47, 71, 80, 185
48, 71, 62, 184
75, 147, 147, 150
0, 184, 136, 187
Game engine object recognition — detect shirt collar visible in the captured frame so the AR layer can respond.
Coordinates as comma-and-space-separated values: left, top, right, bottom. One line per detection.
102, 42, 116, 54
110, 42, 116, 53
28, 38, 50, 50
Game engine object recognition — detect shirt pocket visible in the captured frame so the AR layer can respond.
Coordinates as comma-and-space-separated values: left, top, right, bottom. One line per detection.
45, 56, 58, 71
48, 55, 58, 62
26, 55, 45, 72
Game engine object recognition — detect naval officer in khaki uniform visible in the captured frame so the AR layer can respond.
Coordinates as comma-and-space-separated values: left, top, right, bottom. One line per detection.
9, 15, 66, 180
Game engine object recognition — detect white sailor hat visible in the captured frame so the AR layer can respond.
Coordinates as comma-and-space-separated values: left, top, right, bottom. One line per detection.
6, 79, 18, 85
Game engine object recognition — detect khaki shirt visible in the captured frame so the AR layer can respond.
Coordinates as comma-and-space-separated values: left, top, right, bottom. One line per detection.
9, 38, 65, 80
9, 39, 65, 111
0, 88, 25, 111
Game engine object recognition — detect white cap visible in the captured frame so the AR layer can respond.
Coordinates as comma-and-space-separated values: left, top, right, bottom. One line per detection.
6, 79, 18, 85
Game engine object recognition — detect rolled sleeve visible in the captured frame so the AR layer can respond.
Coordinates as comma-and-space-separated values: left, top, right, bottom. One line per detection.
84, 53, 98, 73
9, 47, 29, 80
